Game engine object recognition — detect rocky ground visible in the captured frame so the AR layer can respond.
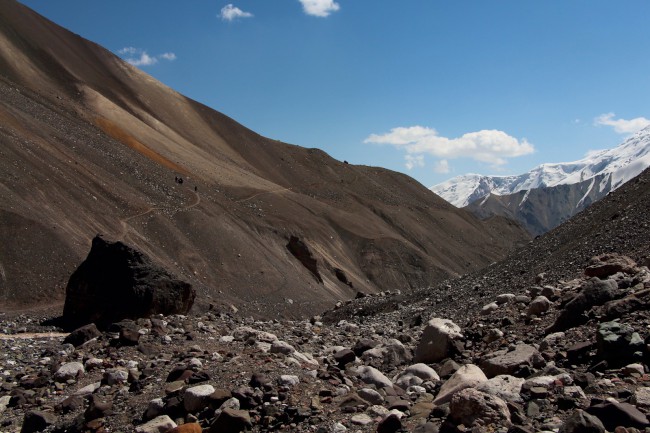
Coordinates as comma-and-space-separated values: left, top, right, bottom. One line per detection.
2, 253, 650, 433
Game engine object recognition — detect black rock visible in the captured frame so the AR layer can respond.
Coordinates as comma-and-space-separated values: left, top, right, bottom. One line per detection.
547, 278, 618, 332
63, 323, 102, 347
558, 410, 605, 433
377, 413, 402, 433
333, 349, 356, 367
62, 235, 195, 330
586, 401, 650, 430
20, 410, 57, 433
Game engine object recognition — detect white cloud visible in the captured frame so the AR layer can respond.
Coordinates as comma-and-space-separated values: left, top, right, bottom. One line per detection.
299, 0, 340, 17
433, 159, 450, 174
159, 52, 177, 61
127, 51, 158, 66
364, 126, 534, 167
405, 155, 424, 170
118, 47, 177, 67
118, 47, 138, 55
220, 4, 253, 21
594, 112, 650, 135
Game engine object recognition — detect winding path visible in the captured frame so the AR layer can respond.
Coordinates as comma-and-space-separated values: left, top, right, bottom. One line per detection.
118, 189, 200, 240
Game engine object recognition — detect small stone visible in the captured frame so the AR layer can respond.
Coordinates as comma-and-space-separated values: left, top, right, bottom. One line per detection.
358, 388, 384, 405
356, 365, 393, 389
434, 364, 488, 405
20, 410, 57, 433
334, 349, 356, 366
558, 409, 605, 433
55, 362, 85, 382
184, 384, 216, 413
63, 323, 101, 347
377, 413, 402, 433
350, 413, 373, 425
481, 302, 499, 315
103, 368, 129, 385
278, 375, 300, 387
527, 296, 551, 316
135, 415, 178, 433
167, 423, 203, 433
209, 408, 252, 433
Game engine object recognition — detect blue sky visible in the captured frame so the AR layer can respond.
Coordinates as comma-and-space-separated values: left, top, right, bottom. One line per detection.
19, 0, 650, 187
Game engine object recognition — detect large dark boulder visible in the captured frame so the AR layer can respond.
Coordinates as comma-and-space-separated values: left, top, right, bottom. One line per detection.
62, 235, 195, 330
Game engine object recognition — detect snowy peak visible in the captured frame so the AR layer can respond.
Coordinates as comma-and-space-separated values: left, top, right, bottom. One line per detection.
432, 126, 650, 208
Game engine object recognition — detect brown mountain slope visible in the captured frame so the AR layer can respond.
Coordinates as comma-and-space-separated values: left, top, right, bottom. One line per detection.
0, 0, 528, 317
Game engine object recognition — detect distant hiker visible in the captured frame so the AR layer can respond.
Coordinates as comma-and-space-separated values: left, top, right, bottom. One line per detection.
178, 177, 183, 184
194, 186, 198, 192
175, 176, 178, 182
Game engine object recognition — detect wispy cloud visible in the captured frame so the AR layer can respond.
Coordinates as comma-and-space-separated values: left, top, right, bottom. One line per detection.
220, 4, 253, 21
365, 126, 534, 168
433, 159, 450, 174
594, 112, 650, 135
117, 47, 177, 67
405, 155, 424, 170
299, 0, 340, 17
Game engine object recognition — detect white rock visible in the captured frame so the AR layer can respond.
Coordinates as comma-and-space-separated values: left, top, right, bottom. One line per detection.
434, 364, 488, 405
527, 296, 551, 316
368, 405, 390, 417
331, 422, 347, 433
481, 302, 499, 315
84, 358, 103, 370
401, 363, 440, 381
279, 375, 300, 387
271, 340, 296, 355
188, 357, 203, 370
477, 375, 525, 403
359, 388, 384, 405
103, 368, 129, 386
395, 374, 423, 389
414, 318, 463, 363
496, 293, 516, 304
351, 413, 373, 425
622, 363, 645, 376
449, 388, 510, 427
55, 362, 85, 382
0, 395, 11, 413
632, 387, 650, 409
539, 332, 565, 351
135, 415, 177, 433
523, 373, 572, 390
73, 381, 101, 396
219, 335, 234, 343
184, 384, 215, 412
145, 398, 165, 420
357, 365, 393, 389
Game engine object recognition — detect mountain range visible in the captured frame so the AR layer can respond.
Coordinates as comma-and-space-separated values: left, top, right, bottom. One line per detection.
432, 126, 650, 235
0, 0, 528, 317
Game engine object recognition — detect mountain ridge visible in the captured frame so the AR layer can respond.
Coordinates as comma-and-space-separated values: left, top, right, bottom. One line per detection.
432, 126, 650, 208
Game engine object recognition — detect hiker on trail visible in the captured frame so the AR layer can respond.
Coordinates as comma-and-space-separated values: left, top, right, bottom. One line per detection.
194, 186, 197, 192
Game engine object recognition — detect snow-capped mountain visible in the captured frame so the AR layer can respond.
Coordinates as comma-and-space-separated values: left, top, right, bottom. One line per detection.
432, 126, 650, 208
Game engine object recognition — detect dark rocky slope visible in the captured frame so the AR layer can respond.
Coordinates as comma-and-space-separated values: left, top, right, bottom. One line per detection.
0, 0, 528, 317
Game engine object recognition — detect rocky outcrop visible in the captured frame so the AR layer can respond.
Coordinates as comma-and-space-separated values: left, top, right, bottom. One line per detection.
62, 235, 195, 329
286, 236, 323, 283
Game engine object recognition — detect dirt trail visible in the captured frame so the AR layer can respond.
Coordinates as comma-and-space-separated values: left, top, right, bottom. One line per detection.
118, 189, 200, 239
0, 332, 68, 340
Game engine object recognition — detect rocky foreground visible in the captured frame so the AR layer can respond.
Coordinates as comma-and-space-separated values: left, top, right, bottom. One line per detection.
2, 254, 650, 433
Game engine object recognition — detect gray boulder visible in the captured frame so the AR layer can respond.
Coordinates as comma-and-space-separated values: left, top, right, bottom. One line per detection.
414, 318, 463, 363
